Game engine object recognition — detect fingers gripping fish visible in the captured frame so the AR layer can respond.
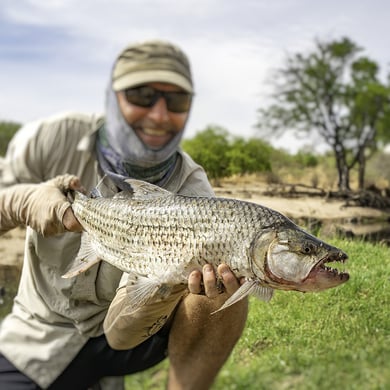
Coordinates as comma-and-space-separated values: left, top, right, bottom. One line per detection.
63, 179, 349, 313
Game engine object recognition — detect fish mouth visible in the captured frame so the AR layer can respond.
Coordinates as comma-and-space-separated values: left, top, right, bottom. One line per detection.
306, 250, 349, 286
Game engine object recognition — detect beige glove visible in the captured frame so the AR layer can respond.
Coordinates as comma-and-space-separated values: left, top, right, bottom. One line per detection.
0, 174, 84, 236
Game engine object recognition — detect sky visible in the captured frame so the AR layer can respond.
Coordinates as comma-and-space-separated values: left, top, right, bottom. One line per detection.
0, 0, 389, 153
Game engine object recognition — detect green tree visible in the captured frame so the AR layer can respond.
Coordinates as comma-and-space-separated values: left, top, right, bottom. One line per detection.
182, 127, 273, 181
294, 150, 318, 168
226, 137, 272, 176
257, 37, 390, 191
181, 126, 231, 180
0, 121, 21, 156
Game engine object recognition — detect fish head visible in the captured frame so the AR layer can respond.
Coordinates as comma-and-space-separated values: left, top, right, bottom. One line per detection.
252, 227, 349, 292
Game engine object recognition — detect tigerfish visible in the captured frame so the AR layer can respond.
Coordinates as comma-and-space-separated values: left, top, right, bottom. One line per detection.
63, 179, 349, 312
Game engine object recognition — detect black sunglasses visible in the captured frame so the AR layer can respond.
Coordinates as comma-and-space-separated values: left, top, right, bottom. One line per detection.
123, 85, 193, 113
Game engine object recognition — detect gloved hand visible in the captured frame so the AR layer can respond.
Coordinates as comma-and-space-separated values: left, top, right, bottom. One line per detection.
0, 174, 84, 236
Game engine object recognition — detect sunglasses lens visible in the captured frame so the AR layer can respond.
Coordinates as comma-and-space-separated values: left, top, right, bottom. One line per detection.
124, 87, 156, 108
165, 93, 192, 113
124, 86, 192, 113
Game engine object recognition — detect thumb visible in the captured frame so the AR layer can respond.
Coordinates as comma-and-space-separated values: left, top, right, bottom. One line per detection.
62, 206, 83, 232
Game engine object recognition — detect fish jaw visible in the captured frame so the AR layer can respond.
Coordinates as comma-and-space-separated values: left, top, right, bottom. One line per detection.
261, 228, 349, 292
299, 247, 349, 291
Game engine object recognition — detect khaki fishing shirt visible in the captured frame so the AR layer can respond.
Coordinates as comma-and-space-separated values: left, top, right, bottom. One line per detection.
0, 111, 214, 388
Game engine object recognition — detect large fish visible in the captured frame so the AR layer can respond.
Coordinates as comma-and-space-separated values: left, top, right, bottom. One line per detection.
63, 179, 349, 312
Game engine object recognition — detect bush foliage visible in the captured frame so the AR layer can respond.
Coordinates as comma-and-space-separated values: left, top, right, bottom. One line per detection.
0, 121, 21, 156
181, 126, 318, 181
1, 119, 386, 190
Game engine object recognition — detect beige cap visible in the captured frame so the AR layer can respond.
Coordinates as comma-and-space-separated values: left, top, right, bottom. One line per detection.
112, 40, 193, 93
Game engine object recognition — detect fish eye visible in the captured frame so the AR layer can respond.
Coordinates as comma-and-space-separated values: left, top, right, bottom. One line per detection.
301, 242, 315, 255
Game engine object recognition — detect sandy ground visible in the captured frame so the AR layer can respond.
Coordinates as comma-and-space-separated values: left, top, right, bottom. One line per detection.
214, 184, 388, 221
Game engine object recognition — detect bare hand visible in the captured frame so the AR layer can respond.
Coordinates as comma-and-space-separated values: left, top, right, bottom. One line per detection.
55, 175, 85, 233
188, 264, 242, 298
62, 207, 83, 232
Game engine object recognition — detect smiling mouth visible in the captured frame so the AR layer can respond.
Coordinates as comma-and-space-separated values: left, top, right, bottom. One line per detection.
142, 127, 170, 136
134, 127, 175, 149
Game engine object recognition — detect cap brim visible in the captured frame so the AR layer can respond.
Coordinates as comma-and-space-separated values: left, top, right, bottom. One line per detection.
112, 70, 193, 93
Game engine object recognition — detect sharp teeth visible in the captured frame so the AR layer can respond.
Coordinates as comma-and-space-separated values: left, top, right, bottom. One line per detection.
324, 265, 342, 275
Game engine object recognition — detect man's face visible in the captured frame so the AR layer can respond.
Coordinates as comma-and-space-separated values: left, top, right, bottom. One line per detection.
116, 82, 191, 150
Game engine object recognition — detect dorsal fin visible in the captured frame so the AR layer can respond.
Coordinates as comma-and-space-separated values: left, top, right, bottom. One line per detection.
124, 179, 172, 200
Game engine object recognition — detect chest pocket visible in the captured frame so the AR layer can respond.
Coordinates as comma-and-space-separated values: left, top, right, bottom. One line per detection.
70, 261, 122, 303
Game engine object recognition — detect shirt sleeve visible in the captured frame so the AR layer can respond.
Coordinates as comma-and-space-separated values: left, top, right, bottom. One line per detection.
0, 119, 46, 189
172, 150, 215, 197
103, 284, 186, 350
0, 112, 99, 190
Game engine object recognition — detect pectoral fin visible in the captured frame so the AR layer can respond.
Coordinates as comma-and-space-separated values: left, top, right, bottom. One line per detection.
252, 284, 274, 302
212, 280, 274, 314
62, 233, 101, 278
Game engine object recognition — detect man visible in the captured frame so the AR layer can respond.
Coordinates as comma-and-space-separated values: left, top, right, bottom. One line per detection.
0, 40, 248, 389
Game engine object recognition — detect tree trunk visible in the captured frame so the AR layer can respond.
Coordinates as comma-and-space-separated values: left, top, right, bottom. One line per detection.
334, 147, 351, 192
358, 151, 366, 190
338, 165, 350, 192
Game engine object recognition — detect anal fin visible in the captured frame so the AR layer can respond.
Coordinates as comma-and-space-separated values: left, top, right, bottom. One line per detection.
125, 273, 173, 311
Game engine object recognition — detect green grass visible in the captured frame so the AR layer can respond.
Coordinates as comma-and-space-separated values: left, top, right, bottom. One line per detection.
125, 239, 390, 389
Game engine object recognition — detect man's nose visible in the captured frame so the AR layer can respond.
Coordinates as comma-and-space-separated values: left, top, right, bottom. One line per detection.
148, 97, 170, 122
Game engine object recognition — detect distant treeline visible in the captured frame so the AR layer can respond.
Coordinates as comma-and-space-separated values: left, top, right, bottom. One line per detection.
181, 126, 319, 181
0, 121, 318, 179
4, 120, 388, 190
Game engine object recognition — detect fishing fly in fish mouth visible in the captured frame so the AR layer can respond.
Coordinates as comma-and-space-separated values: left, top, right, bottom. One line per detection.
64, 178, 349, 313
